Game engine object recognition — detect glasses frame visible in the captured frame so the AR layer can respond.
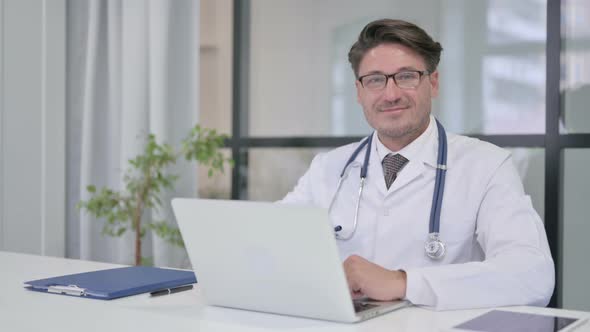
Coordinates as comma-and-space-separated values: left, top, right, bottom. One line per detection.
358, 70, 431, 90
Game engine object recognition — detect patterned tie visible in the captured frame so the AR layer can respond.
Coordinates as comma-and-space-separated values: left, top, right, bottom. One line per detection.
382, 153, 409, 189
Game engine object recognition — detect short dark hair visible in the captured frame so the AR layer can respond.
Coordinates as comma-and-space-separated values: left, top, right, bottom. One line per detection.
348, 19, 443, 78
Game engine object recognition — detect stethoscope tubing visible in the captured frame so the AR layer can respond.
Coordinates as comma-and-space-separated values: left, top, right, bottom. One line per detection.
429, 120, 447, 234
331, 119, 448, 258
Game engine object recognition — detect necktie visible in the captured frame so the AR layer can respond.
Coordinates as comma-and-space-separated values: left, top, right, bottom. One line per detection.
382, 153, 409, 189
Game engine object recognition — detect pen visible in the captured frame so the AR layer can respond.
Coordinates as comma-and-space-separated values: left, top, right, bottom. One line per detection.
150, 284, 194, 297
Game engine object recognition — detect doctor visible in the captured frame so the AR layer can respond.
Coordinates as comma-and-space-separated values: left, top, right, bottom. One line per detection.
281, 19, 554, 310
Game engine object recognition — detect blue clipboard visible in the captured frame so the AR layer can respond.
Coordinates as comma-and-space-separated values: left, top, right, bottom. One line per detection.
24, 266, 197, 300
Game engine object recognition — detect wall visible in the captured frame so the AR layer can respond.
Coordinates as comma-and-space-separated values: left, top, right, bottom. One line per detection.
198, 0, 233, 199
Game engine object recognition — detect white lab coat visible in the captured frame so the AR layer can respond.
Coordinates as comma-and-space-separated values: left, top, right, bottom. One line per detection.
281, 118, 554, 310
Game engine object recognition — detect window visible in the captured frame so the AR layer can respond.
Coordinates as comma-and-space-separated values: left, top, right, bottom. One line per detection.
220, 0, 590, 309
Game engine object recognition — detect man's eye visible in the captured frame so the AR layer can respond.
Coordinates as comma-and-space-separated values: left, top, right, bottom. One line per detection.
397, 72, 418, 81
366, 76, 385, 84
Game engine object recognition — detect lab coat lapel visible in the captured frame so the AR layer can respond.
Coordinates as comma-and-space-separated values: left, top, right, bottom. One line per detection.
387, 159, 426, 195
365, 117, 444, 197
368, 116, 449, 196
366, 134, 429, 197
366, 139, 389, 196
387, 120, 440, 195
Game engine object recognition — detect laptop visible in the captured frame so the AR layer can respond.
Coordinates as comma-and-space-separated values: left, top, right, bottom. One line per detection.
171, 198, 409, 323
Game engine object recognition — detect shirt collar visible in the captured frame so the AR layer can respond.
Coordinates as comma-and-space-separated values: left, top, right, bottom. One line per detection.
373, 115, 438, 168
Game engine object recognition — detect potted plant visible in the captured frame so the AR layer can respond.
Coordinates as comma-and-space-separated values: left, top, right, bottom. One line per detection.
77, 125, 232, 265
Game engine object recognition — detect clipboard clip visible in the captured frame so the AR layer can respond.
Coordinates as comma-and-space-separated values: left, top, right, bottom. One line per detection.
47, 284, 87, 296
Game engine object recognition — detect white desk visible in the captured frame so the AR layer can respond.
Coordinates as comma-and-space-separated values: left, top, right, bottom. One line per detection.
2, 251, 589, 332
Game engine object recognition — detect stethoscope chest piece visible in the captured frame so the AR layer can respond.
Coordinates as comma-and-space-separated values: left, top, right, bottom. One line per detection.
424, 233, 446, 260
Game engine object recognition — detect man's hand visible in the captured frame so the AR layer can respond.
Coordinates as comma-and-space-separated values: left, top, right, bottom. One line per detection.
342, 255, 407, 301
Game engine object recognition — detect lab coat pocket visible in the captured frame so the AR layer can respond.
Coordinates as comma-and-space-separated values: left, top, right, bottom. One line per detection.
438, 217, 478, 262
408, 212, 475, 244
441, 219, 475, 243
438, 194, 478, 244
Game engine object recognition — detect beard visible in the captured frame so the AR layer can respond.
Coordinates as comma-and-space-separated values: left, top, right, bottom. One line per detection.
379, 114, 428, 137
367, 102, 431, 146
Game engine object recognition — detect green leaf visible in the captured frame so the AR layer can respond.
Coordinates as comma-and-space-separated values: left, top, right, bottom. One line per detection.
149, 221, 185, 248
140, 256, 154, 266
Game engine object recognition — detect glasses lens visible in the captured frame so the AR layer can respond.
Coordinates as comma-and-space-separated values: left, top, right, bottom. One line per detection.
394, 71, 421, 88
361, 74, 387, 90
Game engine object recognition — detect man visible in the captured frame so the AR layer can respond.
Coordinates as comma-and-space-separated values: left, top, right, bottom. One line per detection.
281, 19, 554, 310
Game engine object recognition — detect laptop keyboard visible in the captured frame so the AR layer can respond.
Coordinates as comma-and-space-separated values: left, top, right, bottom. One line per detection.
353, 301, 379, 313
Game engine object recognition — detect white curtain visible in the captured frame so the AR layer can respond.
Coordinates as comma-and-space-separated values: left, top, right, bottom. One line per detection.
66, 0, 200, 268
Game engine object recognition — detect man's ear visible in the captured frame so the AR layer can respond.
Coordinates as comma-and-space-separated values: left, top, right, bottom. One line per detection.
430, 71, 439, 98
355, 80, 362, 103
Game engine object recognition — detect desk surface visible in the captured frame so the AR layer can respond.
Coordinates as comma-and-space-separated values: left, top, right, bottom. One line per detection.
2, 251, 589, 332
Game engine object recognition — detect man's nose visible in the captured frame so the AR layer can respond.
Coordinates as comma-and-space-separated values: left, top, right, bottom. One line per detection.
382, 77, 403, 101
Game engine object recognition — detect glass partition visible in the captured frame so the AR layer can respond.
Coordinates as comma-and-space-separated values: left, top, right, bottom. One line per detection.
248, 148, 328, 201
562, 149, 590, 311
248, 0, 547, 137
561, 0, 590, 133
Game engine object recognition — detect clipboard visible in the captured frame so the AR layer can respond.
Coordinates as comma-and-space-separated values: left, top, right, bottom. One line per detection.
24, 266, 197, 300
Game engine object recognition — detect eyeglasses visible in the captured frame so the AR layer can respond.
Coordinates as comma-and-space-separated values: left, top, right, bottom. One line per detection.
358, 70, 430, 90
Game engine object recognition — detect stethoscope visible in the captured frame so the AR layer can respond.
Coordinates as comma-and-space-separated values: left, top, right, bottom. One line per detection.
328, 119, 448, 260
